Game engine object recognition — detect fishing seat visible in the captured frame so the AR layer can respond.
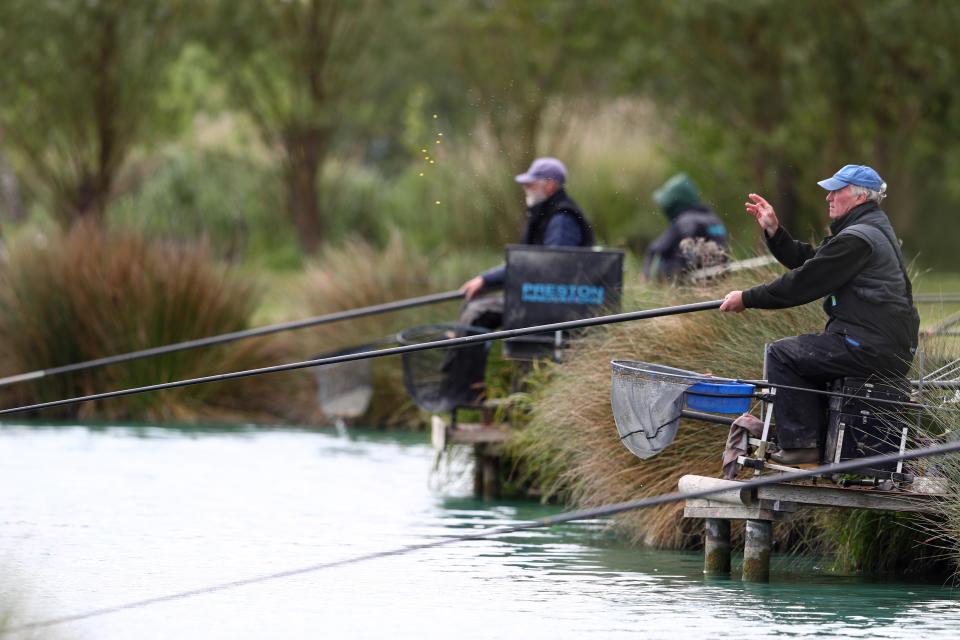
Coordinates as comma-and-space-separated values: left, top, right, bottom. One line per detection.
501, 244, 624, 361
823, 376, 912, 476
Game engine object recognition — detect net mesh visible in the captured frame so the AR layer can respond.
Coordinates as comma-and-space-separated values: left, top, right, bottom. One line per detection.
610, 360, 704, 459
398, 324, 491, 413
313, 349, 374, 420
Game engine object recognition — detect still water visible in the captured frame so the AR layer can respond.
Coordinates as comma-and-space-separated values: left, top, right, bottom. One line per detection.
1, 423, 958, 639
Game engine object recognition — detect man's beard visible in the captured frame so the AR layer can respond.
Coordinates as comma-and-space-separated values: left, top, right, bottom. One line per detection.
525, 185, 549, 207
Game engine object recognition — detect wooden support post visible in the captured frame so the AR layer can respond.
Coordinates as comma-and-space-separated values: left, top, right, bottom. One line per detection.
481, 448, 501, 500
473, 443, 484, 497
704, 518, 731, 574
473, 443, 502, 500
743, 519, 772, 582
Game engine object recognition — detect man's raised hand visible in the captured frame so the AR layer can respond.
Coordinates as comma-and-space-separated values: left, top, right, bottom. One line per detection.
745, 193, 779, 237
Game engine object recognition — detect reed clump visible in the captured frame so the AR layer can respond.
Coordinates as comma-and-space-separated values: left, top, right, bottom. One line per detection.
0, 222, 301, 422
508, 265, 828, 550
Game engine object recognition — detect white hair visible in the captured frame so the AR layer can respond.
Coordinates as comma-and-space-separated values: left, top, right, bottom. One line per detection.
848, 182, 887, 203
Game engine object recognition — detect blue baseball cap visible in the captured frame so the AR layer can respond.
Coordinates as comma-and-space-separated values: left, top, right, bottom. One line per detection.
817, 164, 884, 191
515, 157, 567, 184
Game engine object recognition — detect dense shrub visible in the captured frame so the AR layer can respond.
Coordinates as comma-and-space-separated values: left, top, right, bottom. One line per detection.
0, 222, 307, 422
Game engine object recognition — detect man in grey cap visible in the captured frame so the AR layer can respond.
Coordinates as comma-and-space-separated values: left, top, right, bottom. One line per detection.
444, 157, 594, 403
719, 164, 919, 464
459, 157, 594, 301
457, 156, 593, 318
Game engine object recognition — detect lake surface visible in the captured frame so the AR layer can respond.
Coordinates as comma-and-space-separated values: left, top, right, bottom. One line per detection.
1, 423, 958, 639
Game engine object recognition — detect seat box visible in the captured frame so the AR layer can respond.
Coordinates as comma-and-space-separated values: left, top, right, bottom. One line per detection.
823, 377, 909, 473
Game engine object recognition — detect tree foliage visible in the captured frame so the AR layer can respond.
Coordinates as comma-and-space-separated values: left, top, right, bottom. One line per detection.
0, 0, 193, 225
2, 0, 960, 265
623, 0, 960, 249
202, 0, 387, 254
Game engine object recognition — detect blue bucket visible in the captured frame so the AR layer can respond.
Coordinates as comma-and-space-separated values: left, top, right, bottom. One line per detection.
685, 381, 755, 414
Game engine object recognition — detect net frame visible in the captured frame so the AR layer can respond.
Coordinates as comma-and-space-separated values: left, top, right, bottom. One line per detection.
611, 360, 707, 459
398, 324, 493, 413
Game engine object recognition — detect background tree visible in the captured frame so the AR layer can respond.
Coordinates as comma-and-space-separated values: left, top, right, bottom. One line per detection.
0, 0, 194, 226
204, 0, 386, 255
0, 139, 25, 223
437, 0, 620, 169
622, 0, 960, 256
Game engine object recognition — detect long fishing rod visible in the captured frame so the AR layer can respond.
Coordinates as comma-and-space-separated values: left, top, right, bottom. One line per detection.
0, 289, 465, 388
915, 293, 960, 304
0, 300, 723, 416
10, 438, 960, 633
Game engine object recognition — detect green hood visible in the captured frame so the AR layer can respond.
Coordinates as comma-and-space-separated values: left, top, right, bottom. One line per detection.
653, 173, 701, 221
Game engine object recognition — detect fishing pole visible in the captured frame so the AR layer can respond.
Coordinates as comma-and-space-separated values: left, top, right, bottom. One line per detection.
313, 334, 399, 359
915, 293, 960, 304
0, 289, 465, 388
0, 300, 723, 416
9, 437, 960, 633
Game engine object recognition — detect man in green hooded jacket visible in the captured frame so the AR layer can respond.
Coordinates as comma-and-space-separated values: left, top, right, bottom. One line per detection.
643, 173, 728, 281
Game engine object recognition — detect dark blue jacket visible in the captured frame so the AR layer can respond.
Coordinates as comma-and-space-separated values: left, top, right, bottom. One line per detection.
481, 189, 593, 287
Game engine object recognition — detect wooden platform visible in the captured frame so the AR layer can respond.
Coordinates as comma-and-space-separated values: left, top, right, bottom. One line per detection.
681, 474, 949, 580
430, 415, 509, 450
680, 474, 946, 522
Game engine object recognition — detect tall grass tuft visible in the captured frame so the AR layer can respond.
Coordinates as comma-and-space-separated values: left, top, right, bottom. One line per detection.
868, 337, 960, 578
507, 265, 828, 549
0, 222, 301, 422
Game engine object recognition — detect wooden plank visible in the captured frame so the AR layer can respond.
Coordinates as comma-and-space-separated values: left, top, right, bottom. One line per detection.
678, 475, 754, 506
756, 482, 940, 513
683, 501, 795, 522
447, 423, 509, 444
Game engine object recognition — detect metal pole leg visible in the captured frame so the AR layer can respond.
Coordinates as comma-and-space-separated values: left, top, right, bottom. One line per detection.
743, 519, 772, 582
704, 518, 731, 574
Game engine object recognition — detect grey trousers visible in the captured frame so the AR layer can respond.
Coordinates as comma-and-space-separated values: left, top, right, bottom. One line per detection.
456, 294, 504, 331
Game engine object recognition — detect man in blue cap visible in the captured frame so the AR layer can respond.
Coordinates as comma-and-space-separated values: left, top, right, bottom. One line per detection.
719, 165, 920, 464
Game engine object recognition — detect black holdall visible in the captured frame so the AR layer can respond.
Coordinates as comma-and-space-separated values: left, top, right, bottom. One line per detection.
502, 245, 624, 360
822, 376, 911, 473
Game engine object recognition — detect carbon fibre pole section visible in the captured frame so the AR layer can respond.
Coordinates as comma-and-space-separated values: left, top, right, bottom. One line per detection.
0, 300, 723, 416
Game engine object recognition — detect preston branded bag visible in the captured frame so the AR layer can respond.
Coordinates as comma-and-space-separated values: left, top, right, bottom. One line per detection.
502, 245, 624, 360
